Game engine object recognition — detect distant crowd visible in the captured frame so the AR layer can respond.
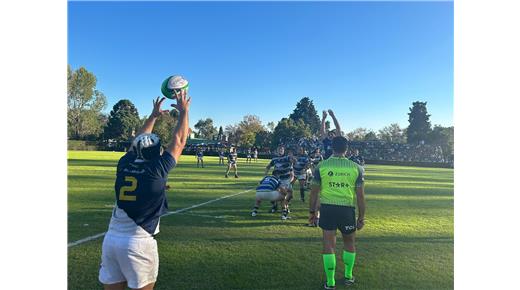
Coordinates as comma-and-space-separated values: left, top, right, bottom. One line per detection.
183, 138, 451, 164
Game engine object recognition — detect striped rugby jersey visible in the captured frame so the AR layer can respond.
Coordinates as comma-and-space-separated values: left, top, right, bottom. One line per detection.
268, 155, 294, 180
256, 175, 280, 191
293, 154, 311, 174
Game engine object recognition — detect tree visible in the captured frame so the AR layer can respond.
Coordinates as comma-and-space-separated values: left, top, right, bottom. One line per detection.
255, 130, 273, 149
152, 111, 178, 146
378, 123, 406, 143
364, 131, 379, 141
272, 118, 312, 149
225, 124, 240, 145
266, 121, 276, 132
67, 65, 107, 139
288, 97, 321, 135
217, 126, 224, 140
194, 118, 218, 139
429, 125, 454, 159
104, 99, 141, 141
407, 101, 432, 144
346, 128, 369, 141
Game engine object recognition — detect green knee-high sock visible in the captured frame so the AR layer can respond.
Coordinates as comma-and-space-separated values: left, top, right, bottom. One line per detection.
343, 250, 356, 279
322, 254, 336, 286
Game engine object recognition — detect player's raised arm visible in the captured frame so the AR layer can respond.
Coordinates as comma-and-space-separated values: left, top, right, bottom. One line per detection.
320, 110, 328, 139
166, 89, 191, 162
137, 97, 170, 136
328, 109, 342, 137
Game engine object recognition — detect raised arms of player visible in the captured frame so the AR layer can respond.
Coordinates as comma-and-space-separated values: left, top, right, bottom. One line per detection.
166, 89, 191, 162
136, 97, 170, 136
320, 110, 328, 139
328, 109, 342, 136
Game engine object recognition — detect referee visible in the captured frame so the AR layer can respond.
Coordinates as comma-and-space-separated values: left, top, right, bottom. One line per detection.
309, 136, 366, 289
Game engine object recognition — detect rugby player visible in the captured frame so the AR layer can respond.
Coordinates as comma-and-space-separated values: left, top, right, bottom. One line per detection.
309, 136, 366, 289
225, 147, 239, 178
246, 148, 252, 164
321, 110, 342, 160
99, 93, 191, 290
196, 147, 204, 168
218, 148, 225, 166
251, 175, 289, 217
265, 146, 295, 220
349, 149, 365, 166
253, 147, 258, 162
293, 146, 312, 202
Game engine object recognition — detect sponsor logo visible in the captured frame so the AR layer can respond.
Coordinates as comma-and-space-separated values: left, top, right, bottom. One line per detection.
345, 225, 355, 231
328, 171, 334, 176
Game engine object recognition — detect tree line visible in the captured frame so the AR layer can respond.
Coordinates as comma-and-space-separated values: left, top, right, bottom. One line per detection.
68, 65, 453, 155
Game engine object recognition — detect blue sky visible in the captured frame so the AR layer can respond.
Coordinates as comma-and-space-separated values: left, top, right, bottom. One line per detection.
68, 1, 453, 132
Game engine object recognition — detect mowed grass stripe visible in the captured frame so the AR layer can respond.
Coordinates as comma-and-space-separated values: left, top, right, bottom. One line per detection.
68, 151, 453, 290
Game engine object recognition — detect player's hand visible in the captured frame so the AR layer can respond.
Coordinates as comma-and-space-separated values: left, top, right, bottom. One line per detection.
356, 217, 365, 230
322, 110, 328, 119
165, 184, 171, 190
151, 97, 169, 118
327, 109, 335, 117
171, 88, 191, 113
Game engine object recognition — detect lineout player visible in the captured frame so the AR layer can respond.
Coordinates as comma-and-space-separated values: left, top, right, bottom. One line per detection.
99, 92, 191, 290
265, 146, 295, 220
196, 146, 204, 168
250, 175, 289, 217
321, 110, 342, 160
293, 146, 312, 202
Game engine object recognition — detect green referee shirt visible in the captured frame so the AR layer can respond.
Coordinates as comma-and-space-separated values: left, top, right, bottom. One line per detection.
312, 156, 365, 207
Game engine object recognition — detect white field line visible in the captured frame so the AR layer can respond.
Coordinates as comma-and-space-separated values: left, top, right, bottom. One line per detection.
68, 188, 253, 248
177, 212, 226, 219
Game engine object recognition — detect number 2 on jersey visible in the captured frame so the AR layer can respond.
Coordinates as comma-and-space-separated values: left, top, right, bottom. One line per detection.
119, 176, 137, 201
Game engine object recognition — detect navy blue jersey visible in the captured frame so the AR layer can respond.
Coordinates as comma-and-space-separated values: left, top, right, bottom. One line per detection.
113, 151, 176, 235
256, 176, 280, 191
349, 155, 365, 166
196, 150, 203, 157
219, 151, 225, 157
228, 152, 237, 163
268, 155, 294, 180
293, 154, 311, 174
322, 138, 333, 159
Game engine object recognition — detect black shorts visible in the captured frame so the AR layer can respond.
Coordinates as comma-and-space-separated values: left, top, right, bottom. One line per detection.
319, 204, 356, 235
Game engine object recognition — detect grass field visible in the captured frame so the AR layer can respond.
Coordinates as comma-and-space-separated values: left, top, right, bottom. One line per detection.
68, 151, 453, 290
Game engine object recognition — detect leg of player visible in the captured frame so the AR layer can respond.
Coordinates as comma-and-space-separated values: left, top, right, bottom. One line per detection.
342, 232, 356, 286
103, 282, 126, 290
299, 178, 306, 202
234, 164, 239, 178
251, 199, 261, 217
201, 158, 204, 168
322, 230, 337, 289
225, 164, 231, 178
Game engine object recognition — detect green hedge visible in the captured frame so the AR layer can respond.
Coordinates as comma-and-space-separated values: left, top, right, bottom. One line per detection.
68, 140, 102, 151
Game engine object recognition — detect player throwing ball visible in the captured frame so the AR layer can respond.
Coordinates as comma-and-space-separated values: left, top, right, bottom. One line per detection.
251, 175, 289, 217
309, 136, 366, 289
99, 92, 191, 290
225, 147, 239, 178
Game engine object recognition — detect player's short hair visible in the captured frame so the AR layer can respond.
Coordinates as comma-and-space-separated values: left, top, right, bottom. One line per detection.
332, 136, 348, 154
132, 133, 162, 162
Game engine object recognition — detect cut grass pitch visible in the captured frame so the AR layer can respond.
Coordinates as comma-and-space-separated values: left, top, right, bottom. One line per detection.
68, 151, 453, 290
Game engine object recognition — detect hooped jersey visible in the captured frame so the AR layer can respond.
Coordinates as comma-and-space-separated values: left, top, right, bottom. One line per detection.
228, 152, 238, 163
311, 153, 324, 166
268, 155, 294, 180
313, 156, 364, 207
108, 151, 176, 237
256, 175, 280, 192
322, 138, 333, 159
293, 154, 311, 174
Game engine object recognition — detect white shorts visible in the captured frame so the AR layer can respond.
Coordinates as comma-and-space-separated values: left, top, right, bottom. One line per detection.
256, 190, 283, 201
296, 173, 307, 180
306, 168, 313, 177
99, 234, 159, 289
197, 156, 203, 161
280, 178, 293, 190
